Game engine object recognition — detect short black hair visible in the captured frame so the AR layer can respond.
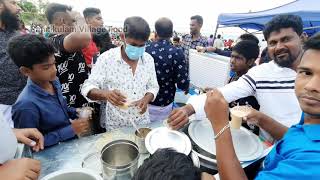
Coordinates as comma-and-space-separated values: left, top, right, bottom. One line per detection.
7, 34, 55, 68
92, 28, 109, 47
173, 36, 180, 42
83, 7, 101, 18
263, 14, 303, 41
301, 33, 320, 59
232, 40, 259, 61
155, 18, 173, 38
210, 34, 213, 38
123, 16, 150, 41
92, 28, 116, 53
191, 15, 203, 26
239, 33, 259, 44
217, 34, 221, 39
133, 148, 201, 180
260, 47, 271, 64
45, 3, 72, 24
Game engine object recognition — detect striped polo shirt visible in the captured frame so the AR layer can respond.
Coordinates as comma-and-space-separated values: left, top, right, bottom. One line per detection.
189, 60, 302, 142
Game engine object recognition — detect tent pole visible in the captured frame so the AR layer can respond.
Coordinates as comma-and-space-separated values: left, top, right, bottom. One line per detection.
213, 23, 219, 40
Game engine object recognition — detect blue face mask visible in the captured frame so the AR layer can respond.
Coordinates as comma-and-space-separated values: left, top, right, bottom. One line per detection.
125, 43, 145, 60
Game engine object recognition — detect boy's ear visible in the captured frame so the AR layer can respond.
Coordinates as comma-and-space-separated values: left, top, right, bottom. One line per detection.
120, 32, 125, 41
19, 66, 32, 77
300, 32, 308, 43
154, 32, 159, 40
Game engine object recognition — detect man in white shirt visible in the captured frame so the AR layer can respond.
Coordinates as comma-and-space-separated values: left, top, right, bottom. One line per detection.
81, 16, 159, 131
213, 34, 224, 50
168, 14, 304, 142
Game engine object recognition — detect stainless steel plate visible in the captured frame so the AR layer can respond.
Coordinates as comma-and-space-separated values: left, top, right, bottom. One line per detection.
145, 127, 192, 155
82, 152, 102, 176
188, 119, 264, 162
192, 149, 217, 164
41, 169, 103, 180
192, 150, 218, 171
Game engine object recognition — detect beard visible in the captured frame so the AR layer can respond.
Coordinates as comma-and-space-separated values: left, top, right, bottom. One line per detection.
0, 7, 20, 32
273, 49, 296, 68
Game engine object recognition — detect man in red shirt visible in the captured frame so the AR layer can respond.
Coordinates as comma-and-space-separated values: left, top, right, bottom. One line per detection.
82, 8, 104, 68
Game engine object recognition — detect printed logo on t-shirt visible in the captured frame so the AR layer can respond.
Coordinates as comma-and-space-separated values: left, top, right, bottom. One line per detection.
68, 53, 76, 61
79, 83, 83, 93
69, 95, 76, 105
57, 61, 68, 75
61, 82, 70, 94
78, 63, 86, 73
68, 73, 74, 83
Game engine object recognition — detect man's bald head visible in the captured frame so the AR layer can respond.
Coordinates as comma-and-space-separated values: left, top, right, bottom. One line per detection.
155, 17, 173, 39
123, 16, 150, 41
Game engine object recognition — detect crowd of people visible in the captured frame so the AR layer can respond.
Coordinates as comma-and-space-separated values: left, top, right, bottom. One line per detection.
0, 0, 320, 179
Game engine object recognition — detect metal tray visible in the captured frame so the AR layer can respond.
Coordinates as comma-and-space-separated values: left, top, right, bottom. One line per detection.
145, 127, 192, 155
188, 119, 264, 162
182, 123, 218, 172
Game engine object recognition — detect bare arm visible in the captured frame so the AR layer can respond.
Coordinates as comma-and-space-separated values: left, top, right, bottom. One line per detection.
63, 12, 91, 52
87, 88, 126, 107
244, 110, 288, 141
0, 158, 41, 180
87, 88, 107, 101
168, 103, 195, 130
214, 126, 247, 180
13, 128, 44, 152
184, 104, 196, 116
205, 89, 247, 180
63, 32, 91, 52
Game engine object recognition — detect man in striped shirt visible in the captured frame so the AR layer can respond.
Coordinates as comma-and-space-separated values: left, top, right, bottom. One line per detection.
168, 14, 304, 142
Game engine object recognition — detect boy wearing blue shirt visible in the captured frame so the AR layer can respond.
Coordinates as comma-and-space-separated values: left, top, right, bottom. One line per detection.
8, 34, 90, 147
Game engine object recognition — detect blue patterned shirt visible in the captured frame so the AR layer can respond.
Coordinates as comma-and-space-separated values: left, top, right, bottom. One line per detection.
146, 39, 189, 106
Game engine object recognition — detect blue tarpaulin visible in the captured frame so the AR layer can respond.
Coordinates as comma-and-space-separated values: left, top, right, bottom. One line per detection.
217, 0, 320, 36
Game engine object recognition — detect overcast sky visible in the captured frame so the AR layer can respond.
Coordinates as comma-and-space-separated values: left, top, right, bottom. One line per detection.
49, 0, 294, 36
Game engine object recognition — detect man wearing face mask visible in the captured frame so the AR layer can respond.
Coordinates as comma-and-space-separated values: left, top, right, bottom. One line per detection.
0, 0, 25, 127
81, 16, 159, 131
168, 14, 303, 143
